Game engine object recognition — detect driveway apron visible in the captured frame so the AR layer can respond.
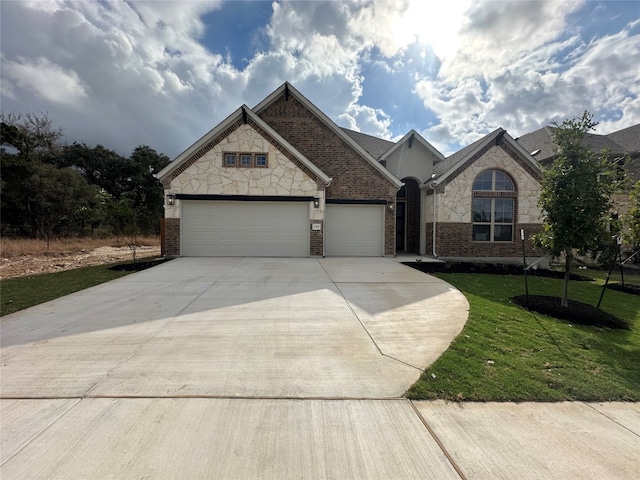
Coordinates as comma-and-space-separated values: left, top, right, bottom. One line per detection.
2, 258, 636, 479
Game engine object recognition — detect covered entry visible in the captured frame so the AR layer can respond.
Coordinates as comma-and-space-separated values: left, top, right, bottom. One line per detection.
324, 203, 385, 256
181, 200, 310, 256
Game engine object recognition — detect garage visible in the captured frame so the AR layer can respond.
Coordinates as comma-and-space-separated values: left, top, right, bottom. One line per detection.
325, 204, 385, 256
181, 200, 310, 256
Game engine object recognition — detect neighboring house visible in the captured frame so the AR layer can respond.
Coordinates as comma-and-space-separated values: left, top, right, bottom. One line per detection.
517, 123, 640, 227
517, 124, 640, 173
156, 81, 634, 259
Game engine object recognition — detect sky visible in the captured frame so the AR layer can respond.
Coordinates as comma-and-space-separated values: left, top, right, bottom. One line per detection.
1, 0, 639, 159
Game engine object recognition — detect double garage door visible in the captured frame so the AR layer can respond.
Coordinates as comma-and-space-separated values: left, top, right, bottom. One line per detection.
181, 201, 309, 257
180, 201, 384, 257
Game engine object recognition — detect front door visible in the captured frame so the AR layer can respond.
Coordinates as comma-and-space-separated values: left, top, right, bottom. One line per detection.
396, 201, 406, 251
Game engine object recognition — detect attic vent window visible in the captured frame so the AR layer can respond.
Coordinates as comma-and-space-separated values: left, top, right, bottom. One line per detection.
223, 152, 269, 168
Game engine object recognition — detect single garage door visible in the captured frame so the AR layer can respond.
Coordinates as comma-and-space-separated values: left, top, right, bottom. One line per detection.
181, 201, 309, 256
325, 204, 384, 256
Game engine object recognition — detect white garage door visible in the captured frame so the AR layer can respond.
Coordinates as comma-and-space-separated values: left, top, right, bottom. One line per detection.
181, 201, 309, 256
325, 204, 384, 256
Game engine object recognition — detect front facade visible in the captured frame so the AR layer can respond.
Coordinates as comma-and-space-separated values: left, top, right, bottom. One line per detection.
162, 82, 631, 259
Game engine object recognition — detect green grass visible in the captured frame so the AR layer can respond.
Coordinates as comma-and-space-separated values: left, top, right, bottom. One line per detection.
406, 273, 640, 402
1, 262, 139, 316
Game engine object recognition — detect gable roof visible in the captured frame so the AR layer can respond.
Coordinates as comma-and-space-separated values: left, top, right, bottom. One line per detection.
341, 128, 395, 159
379, 129, 444, 162
156, 104, 331, 185
606, 124, 640, 157
515, 126, 556, 161
253, 82, 403, 188
433, 128, 542, 185
517, 124, 635, 163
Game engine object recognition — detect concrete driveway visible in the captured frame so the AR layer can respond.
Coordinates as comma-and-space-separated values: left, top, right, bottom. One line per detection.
2, 258, 638, 479
1, 257, 467, 399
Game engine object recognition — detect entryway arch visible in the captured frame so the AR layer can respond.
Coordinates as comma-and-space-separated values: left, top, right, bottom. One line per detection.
396, 177, 421, 253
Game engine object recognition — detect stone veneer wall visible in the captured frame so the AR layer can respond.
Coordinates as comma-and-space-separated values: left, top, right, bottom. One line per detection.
437, 144, 541, 224
258, 95, 398, 255
162, 123, 326, 256
165, 124, 320, 200
423, 143, 543, 257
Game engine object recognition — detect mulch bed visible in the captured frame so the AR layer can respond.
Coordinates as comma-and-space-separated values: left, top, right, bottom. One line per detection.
109, 258, 172, 272
511, 295, 630, 330
403, 261, 591, 281
607, 283, 640, 296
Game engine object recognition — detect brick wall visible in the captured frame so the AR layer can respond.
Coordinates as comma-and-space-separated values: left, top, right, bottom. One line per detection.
259, 95, 398, 255
310, 220, 323, 256
426, 222, 542, 257
164, 218, 180, 257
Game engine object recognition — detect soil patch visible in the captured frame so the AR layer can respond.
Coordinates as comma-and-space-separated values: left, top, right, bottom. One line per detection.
403, 261, 591, 281
109, 258, 171, 272
512, 295, 630, 330
607, 283, 640, 296
0, 245, 161, 279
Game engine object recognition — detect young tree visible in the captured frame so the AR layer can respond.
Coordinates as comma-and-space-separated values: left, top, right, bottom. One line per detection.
534, 111, 624, 307
107, 195, 142, 262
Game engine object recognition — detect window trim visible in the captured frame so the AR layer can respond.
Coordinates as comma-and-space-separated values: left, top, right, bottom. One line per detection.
224, 153, 237, 167
471, 169, 516, 243
223, 152, 269, 168
255, 154, 268, 168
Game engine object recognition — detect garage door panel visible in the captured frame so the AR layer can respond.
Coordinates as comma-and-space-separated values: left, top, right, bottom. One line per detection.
325, 205, 384, 256
181, 201, 309, 257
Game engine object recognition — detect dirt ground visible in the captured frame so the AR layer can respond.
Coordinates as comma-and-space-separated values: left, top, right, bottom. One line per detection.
0, 246, 162, 280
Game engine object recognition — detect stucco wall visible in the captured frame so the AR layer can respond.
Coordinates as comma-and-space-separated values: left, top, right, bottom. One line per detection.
165, 124, 322, 220
384, 141, 436, 183
436, 145, 541, 224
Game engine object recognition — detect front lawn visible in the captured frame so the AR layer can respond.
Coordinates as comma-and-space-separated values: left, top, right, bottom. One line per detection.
406, 272, 640, 402
0, 261, 149, 316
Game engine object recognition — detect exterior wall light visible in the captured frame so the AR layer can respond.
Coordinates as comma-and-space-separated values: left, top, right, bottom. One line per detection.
388, 202, 394, 211
313, 198, 320, 208
167, 194, 176, 206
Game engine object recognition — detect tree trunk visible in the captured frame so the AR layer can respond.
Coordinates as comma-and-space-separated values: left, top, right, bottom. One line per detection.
562, 251, 572, 308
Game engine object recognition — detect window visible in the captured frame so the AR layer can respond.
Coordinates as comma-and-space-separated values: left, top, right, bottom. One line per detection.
225, 153, 237, 167
255, 154, 267, 167
223, 152, 268, 168
472, 170, 515, 242
473, 170, 514, 191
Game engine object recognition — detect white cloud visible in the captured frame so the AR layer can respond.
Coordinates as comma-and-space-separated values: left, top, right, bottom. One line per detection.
0, 0, 637, 160
338, 104, 393, 139
2, 56, 89, 106
414, 1, 640, 153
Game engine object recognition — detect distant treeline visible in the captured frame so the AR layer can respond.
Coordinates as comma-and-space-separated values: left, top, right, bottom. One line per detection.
1, 113, 170, 241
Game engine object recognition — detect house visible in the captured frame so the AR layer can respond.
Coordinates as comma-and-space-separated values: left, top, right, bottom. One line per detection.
156, 82, 547, 258
517, 123, 640, 226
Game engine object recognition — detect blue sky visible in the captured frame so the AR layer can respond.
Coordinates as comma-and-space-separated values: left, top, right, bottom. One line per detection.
1, 1, 639, 158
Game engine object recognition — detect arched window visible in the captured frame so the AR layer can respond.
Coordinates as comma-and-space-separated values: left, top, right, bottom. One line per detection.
472, 170, 515, 242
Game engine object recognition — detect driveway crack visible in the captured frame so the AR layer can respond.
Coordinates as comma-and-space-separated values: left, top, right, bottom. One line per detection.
81, 276, 228, 398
